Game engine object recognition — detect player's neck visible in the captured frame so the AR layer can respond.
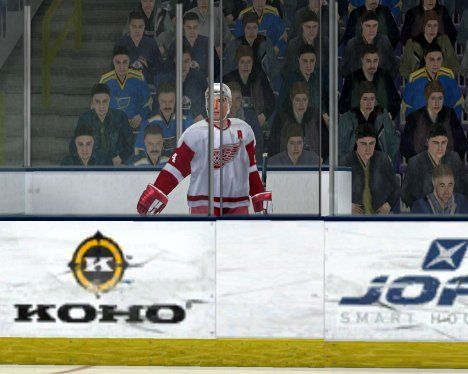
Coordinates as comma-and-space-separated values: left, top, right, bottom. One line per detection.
213, 119, 229, 129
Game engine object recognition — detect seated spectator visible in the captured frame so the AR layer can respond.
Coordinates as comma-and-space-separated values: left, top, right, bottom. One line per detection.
339, 44, 400, 119
233, 0, 287, 57
278, 45, 329, 122
158, 47, 207, 121
137, 0, 174, 56
114, 11, 163, 85
400, 10, 459, 80
402, 124, 467, 207
411, 164, 468, 214
100, 45, 153, 131
61, 123, 112, 167
293, 0, 329, 41
401, 80, 467, 161
135, 83, 192, 157
223, 45, 275, 128
401, 0, 457, 46
340, 11, 398, 77
224, 12, 279, 81
268, 124, 320, 166
72, 84, 134, 166
185, 0, 232, 48
341, 0, 400, 49
341, 123, 400, 215
227, 81, 264, 161
339, 81, 399, 163
283, 10, 328, 77
127, 124, 168, 167
402, 44, 463, 119
270, 81, 329, 159
166, 12, 219, 80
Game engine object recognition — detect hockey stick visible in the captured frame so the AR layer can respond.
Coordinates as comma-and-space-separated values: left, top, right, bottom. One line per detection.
262, 152, 268, 189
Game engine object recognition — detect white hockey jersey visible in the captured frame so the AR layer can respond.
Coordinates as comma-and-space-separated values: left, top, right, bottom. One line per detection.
154, 118, 264, 208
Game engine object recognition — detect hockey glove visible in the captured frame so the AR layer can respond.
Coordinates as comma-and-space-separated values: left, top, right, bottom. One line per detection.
137, 184, 169, 215
252, 191, 273, 215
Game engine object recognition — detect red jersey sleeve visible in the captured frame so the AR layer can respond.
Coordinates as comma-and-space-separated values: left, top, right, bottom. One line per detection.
246, 139, 265, 197
154, 141, 195, 195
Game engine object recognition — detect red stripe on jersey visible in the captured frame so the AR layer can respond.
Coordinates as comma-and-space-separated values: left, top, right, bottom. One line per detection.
168, 141, 195, 178
245, 140, 256, 167
249, 171, 264, 197
154, 170, 179, 195
187, 195, 250, 202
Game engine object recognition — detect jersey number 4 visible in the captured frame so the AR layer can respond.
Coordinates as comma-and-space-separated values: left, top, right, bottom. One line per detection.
171, 153, 178, 163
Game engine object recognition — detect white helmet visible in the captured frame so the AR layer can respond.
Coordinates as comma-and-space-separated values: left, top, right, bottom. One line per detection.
205, 83, 232, 118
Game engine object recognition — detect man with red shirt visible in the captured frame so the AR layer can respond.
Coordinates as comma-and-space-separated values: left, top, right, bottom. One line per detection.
137, 83, 272, 216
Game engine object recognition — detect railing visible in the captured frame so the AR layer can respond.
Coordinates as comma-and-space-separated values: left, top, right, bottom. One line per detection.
41, 0, 82, 108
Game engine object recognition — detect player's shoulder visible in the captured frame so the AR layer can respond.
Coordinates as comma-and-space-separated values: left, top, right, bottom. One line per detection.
100, 70, 116, 83
229, 118, 255, 139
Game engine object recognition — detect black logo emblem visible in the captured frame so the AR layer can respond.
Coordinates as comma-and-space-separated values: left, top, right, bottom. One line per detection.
69, 231, 128, 296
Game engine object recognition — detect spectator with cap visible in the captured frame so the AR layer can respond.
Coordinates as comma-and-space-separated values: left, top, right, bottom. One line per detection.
400, 9, 459, 80
341, 0, 400, 49
340, 10, 398, 77
341, 123, 400, 215
402, 44, 463, 119
223, 44, 275, 128
268, 123, 320, 166
339, 81, 399, 163
401, 80, 467, 161
339, 44, 400, 119
411, 164, 468, 214
61, 123, 112, 167
402, 124, 467, 208
401, 0, 457, 46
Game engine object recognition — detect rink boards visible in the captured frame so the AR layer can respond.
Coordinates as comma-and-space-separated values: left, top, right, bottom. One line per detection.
1, 218, 468, 367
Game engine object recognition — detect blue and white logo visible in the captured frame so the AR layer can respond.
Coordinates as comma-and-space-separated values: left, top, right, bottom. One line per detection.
422, 240, 467, 271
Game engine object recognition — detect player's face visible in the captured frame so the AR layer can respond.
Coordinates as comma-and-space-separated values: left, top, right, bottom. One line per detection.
424, 20, 439, 40
213, 96, 230, 122
244, 23, 259, 40
144, 133, 163, 160
238, 56, 253, 76
362, 20, 378, 40
158, 92, 176, 119
433, 175, 454, 205
359, 93, 376, 113
75, 135, 94, 164
299, 53, 316, 78
253, 0, 266, 12
356, 136, 376, 163
427, 92, 444, 113
292, 93, 309, 115
425, 51, 443, 74
140, 0, 155, 14
197, 0, 208, 13
231, 90, 242, 114
365, 0, 379, 11
423, 0, 436, 9
287, 136, 304, 162
182, 53, 192, 76
184, 20, 199, 42
427, 135, 448, 160
113, 54, 130, 79
129, 19, 145, 42
92, 93, 110, 119
302, 21, 319, 42
362, 53, 379, 75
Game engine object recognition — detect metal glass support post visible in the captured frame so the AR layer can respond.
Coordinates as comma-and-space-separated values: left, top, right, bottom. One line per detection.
24, 0, 31, 167
208, 0, 215, 216
175, 4, 183, 141
219, 0, 224, 214
318, 2, 322, 217
328, 0, 338, 216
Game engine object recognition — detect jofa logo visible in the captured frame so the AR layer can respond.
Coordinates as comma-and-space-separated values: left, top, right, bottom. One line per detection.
68, 231, 128, 296
14, 231, 186, 323
340, 239, 468, 306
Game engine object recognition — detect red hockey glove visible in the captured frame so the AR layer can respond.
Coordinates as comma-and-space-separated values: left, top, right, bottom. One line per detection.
137, 184, 169, 215
252, 191, 273, 215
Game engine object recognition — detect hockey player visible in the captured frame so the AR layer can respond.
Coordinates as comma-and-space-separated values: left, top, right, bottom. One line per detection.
137, 83, 272, 216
